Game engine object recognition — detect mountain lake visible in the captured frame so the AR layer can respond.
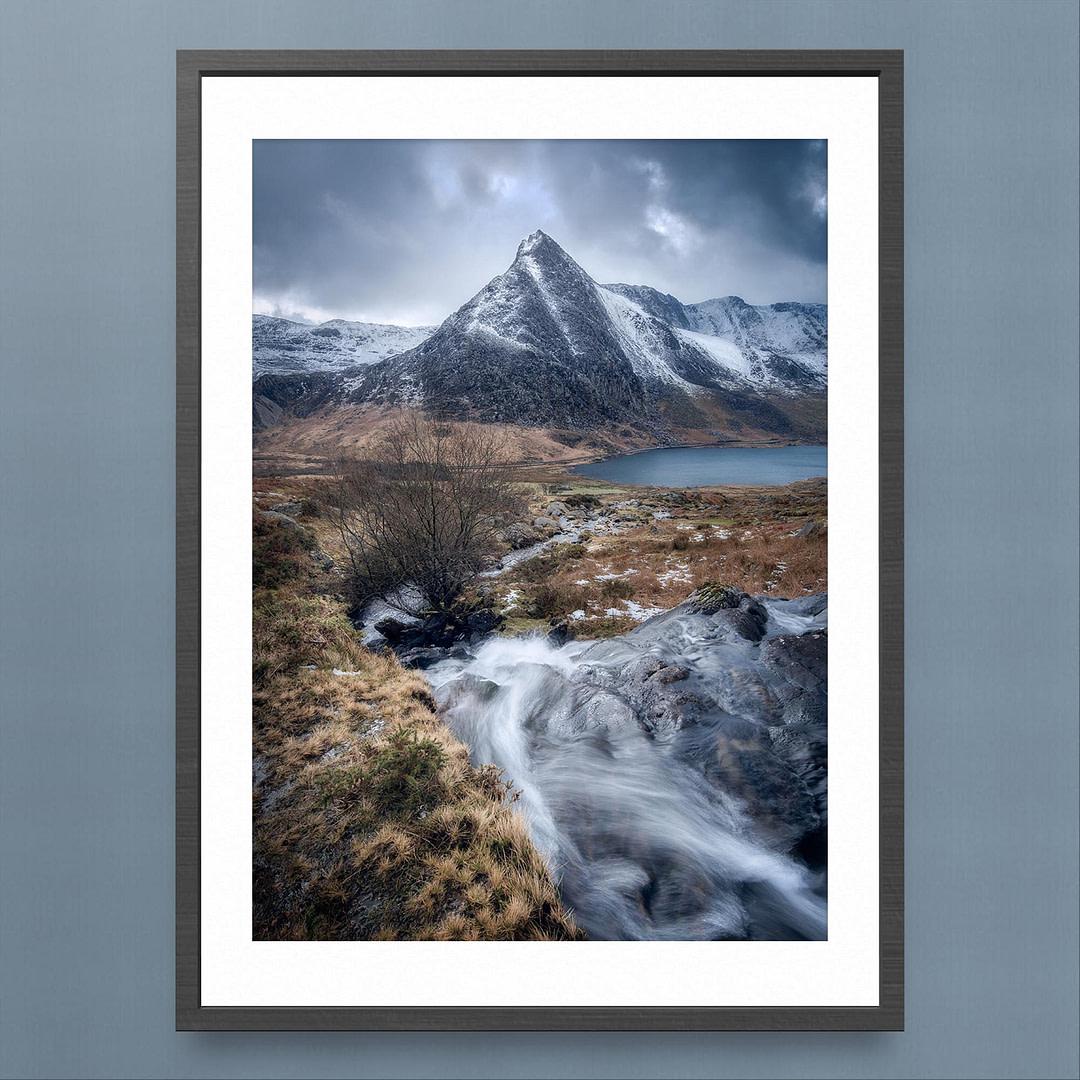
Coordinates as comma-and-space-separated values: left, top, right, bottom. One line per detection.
570, 444, 827, 487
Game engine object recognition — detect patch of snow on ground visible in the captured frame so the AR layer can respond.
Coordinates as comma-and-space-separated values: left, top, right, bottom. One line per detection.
764, 561, 789, 592
500, 589, 525, 613
657, 563, 693, 587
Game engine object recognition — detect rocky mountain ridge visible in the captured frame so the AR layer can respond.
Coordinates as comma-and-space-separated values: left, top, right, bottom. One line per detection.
253, 231, 827, 442
252, 314, 436, 378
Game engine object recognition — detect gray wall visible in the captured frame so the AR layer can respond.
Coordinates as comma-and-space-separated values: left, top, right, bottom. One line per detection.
1, 2, 1077, 1078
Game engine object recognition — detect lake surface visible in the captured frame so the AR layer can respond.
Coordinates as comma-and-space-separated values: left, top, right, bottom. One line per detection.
571, 444, 827, 487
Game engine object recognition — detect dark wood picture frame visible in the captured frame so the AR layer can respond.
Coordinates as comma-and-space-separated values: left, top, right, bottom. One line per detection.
177, 49, 903, 1031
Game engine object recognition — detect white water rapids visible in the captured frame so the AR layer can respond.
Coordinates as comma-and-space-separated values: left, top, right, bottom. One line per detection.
425, 596, 828, 941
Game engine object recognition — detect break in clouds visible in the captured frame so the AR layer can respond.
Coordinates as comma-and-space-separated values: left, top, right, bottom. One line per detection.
253, 139, 827, 327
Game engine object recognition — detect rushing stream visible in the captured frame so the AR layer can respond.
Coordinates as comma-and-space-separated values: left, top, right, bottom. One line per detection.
425, 588, 828, 941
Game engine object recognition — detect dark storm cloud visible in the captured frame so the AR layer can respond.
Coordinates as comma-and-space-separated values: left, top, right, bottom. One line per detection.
253, 140, 826, 326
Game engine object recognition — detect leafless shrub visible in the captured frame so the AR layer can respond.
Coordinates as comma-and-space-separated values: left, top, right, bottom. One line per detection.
330, 414, 525, 614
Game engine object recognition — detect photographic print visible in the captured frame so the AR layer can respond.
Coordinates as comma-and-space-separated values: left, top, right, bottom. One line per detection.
251, 138, 830, 943
181, 54, 901, 1026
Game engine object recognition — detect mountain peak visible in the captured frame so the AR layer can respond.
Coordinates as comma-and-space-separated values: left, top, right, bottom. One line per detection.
515, 229, 566, 261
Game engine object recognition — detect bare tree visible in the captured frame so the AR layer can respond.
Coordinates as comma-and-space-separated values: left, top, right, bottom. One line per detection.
330, 413, 524, 615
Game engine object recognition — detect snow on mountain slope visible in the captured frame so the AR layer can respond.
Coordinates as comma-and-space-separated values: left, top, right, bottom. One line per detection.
670, 325, 756, 381
684, 296, 828, 377
600, 282, 693, 330
595, 286, 703, 390
603, 285, 828, 382
252, 315, 435, 378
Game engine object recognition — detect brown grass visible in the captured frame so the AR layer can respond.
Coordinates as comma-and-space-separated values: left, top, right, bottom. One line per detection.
252, 491, 582, 941
502, 481, 827, 635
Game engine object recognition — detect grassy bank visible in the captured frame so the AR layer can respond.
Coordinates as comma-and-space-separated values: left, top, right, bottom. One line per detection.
252, 503, 583, 940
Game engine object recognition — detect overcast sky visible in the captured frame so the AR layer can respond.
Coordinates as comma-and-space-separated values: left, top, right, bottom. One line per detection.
253, 140, 826, 327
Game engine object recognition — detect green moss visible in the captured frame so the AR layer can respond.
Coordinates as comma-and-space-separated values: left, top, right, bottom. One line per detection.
687, 581, 743, 614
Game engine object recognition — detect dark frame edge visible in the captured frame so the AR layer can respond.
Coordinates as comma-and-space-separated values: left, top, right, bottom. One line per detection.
176, 49, 202, 1032
877, 49, 906, 1033
176, 48, 904, 1032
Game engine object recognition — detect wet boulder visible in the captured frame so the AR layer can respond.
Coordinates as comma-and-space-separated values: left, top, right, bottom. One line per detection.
628, 584, 768, 648
372, 616, 413, 643
581, 654, 708, 739
399, 645, 470, 670
546, 685, 639, 739
762, 630, 827, 692
376, 608, 502, 652
767, 723, 829, 826
685, 582, 745, 613
707, 733, 820, 851
761, 629, 828, 725
684, 584, 769, 642
463, 608, 502, 636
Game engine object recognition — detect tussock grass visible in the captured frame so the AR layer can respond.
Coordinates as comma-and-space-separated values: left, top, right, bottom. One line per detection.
504, 479, 827, 634
253, 488, 582, 941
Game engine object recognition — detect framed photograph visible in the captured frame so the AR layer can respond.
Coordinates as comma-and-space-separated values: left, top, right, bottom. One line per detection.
177, 50, 903, 1030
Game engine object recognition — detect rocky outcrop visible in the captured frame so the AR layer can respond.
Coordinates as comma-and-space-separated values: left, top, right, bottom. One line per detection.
259, 509, 304, 534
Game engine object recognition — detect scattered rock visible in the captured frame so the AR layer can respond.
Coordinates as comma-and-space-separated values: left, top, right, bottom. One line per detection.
532, 516, 560, 531
373, 616, 414, 643
271, 501, 303, 516
797, 520, 824, 537
502, 522, 539, 549
465, 608, 502, 635
376, 608, 504, 652
398, 645, 470, 670
259, 510, 304, 534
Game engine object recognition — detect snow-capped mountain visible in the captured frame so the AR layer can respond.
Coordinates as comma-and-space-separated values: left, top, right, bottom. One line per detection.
253, 231, 827, 440
601, 284, 828, 384
252, 315, 435, 378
